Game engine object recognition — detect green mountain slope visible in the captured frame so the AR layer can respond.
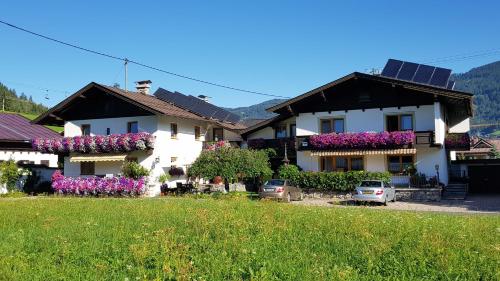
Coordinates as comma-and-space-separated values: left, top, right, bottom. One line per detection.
452, 61, 500, 124
225, 98, 286, 120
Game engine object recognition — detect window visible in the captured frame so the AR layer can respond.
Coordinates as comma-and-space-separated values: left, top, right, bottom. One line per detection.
194, 126, 201, 140
320, 156, 364, 172
106, 128, 111, 135
80, 162, 95, 175
290, 124, 296, 138
213, 128, 223, 141
320, 118, 344, 134
81, 124, 91, 136
40, 160, 50, 167
386, 114, 413, 132
127, 121, 138, 133
387, 155, 414, 174
171, 123, 178, 139
275, 124, 287, 139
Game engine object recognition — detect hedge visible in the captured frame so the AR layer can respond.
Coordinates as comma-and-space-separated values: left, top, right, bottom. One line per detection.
282, 168, 391, 191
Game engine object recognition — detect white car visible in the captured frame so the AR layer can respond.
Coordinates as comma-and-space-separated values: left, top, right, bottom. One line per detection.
353, 180, 396, 205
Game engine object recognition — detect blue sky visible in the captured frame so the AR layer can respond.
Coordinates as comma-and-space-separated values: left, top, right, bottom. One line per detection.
0, 1, 499, 108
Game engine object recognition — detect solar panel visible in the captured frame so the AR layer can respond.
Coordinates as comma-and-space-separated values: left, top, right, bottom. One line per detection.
446, 80, 455, 90
413, 64, 435, 84
154, 88, 240, 123
429, 67, 452, 88
380, 59, 452, 89
396, 62, 419, 81
380, 59, 403, 78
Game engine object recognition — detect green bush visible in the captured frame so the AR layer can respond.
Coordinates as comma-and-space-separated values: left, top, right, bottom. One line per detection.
0, 160, 21, 191
278, 164, 300, 181
188, 147, 273, 183
157, 173, 171, 184
295, 170, 391, 191
121, 161, 150, 180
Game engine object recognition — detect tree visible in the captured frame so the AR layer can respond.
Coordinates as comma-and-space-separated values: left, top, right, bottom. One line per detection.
0, 160, 21, 191
188, 147, 272, 183
488, 147, 500, 159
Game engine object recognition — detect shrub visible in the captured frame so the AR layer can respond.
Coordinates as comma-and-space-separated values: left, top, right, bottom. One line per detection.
278, 164, 300, 181
157, 173, 171, 184
0, 160, 21, 191
23, 170, 52, 195
121, 161, 150, 180
188, 147, 273, 183
168, 167, 185, 177
294, 171, 391, 191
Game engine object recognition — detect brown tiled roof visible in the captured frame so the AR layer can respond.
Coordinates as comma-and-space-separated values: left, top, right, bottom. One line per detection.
34, 82, 245, 132
97, 84, 207, 121
461, 138, 500, 154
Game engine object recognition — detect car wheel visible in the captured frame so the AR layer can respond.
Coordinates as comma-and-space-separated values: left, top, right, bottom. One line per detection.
383, 196, 388, 206
392, 194, 397, 202
286, 193, 291, 203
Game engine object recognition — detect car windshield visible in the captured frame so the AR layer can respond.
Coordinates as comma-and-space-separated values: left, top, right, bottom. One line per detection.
359, 181, 382, 187
265, 179, 285, 186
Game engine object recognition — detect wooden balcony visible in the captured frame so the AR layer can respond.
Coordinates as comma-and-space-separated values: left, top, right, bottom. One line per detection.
247, 138, 297, 158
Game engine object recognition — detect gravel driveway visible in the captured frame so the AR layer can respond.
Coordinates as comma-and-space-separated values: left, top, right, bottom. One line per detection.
291, 194, 500, 214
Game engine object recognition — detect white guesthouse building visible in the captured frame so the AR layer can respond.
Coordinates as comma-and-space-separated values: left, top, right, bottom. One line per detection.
34, 81, 245, 195
242, 60, 473, 186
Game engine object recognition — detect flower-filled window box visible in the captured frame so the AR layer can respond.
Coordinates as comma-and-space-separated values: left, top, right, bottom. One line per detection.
308, 131, 415, 150
32, 133, 155, 154
444, 133, 470, 150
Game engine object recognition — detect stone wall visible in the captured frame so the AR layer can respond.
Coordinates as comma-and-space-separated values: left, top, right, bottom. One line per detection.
395, 188, 442, 202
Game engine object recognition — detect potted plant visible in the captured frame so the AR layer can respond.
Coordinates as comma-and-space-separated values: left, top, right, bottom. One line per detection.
158, 173, 171, 195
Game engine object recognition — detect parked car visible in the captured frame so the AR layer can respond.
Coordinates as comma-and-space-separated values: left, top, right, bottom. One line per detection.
352, 180, 396, 205
258, 179, 303, 202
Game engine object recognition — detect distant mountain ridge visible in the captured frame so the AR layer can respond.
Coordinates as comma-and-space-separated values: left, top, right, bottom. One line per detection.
225, 98, 286, 120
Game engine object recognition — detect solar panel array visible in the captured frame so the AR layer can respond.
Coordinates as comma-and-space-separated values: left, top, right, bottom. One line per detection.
380, 59, 454, 89
154, 88, 241, 123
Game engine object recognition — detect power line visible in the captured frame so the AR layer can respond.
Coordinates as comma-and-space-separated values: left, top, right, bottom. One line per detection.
0, 19, 288, 99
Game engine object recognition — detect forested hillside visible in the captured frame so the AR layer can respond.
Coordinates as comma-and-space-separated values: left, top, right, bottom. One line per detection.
452, 61, 500, 124
0, 82, 48, 115
225, 98, 285, 120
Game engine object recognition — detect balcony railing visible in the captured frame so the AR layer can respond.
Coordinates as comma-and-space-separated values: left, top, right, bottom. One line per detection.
297, 131, 415, 151
31, 133, 155, 154
247, 138, 297, 157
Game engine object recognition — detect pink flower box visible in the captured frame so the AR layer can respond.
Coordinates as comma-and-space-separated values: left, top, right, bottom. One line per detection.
32, 133, 155, 154
308, 131, 415, 150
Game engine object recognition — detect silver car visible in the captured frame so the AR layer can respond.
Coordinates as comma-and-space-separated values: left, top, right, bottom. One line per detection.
258, 179, 303, 202
353, 180, 396, 205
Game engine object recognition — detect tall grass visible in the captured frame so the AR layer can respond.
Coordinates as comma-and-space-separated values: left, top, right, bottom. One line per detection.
0, 197, 498, 280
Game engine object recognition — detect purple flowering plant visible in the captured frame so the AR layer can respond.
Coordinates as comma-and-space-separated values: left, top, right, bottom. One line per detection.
51, 171, 146, 196
444, 133, 471, 150
308, 131, 415, 150
32, 133, 155, 154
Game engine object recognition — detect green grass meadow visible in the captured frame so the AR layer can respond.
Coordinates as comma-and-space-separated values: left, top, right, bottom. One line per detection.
0, 197, 498, 280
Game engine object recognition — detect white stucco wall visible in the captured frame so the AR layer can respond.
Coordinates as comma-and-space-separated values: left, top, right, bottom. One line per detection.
433, 102, 446, 145
365, 155, 386, 172
415, 147, 449, 185
296, 105, 435, 136
62, 115, 219, 196
0, 150, 58, 167
449, 117, 470, 133
296, 151, 319, 171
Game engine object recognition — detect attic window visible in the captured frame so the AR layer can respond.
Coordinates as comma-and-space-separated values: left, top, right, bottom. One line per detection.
359, 92, 371, 103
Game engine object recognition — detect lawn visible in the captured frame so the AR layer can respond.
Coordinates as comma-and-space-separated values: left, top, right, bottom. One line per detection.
0, 197, 498, 280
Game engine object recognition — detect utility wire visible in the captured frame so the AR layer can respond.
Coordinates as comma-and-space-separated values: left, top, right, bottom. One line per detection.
0, 19, 289, 99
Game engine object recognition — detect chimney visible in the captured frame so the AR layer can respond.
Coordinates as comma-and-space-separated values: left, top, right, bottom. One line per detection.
198, 94, 211, 103
135, 80, 152, 95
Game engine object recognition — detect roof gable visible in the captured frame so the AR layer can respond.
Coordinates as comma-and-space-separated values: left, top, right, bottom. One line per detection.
267, 72, 473, 116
